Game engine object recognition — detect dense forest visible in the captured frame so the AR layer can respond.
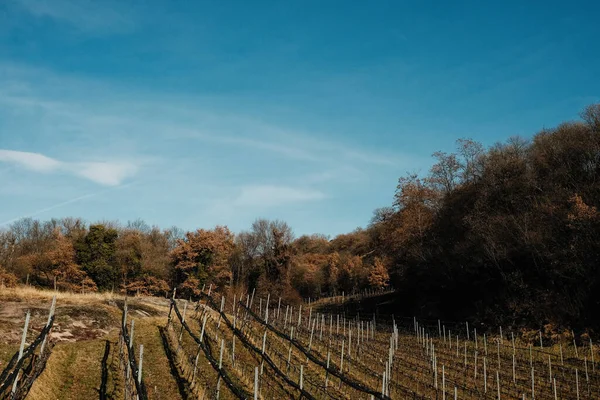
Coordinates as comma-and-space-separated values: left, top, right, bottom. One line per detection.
1, 104, 599, 332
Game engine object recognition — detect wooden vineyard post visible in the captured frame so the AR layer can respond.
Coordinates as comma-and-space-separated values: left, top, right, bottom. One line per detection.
254, 366, 259, 400
260, 329, 267, 375
444, 325, 447, 344
232, 294, 236, 316
11, 311, 31, 395
320, 314, 324, 341
232, 336, 236, 367
325, 349, 331, 388
179, 301, 188, 341
138, 344, 144, 384
474, 349, 478, 380
40, 295, 57, 356
381, 369, 386, 397
340, 339, 345, 374
497, 339, 501, 370
167, 290, 175, 326
308, 319, 315, 354
442, 365, 446, 400
483, 356, 487, 393
277, 297, 281, 320
265, 293, 270, 324
484, 334, 487, 356
348, 329, 351, 357
130, 319, 135, 350
497, 371, 500, 400
299, 365, 304, 390
512, 353, 516, 383
192, 344, 201, 385
200, 314, 207, 342
560, 343, 564, 365
217, 296, 225, 329
287, 327, 294, 375
512, 332, 515, 354
584, 357, 589, 391
216, 338, 224, 400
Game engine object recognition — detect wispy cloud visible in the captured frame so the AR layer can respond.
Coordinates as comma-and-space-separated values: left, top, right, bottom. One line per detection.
0, 149, 138, 186
233, 185, 326, 207
15, 0, 136, 34
0, 63, 403, 170
0, 149, 60, 171
0, 181, 137, 226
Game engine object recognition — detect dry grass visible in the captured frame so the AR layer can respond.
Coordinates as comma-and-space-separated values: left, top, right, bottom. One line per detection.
129, 315, 183, 399
28, 340, 109, 400
0, 286, 183, 400
0, 285, 122, 304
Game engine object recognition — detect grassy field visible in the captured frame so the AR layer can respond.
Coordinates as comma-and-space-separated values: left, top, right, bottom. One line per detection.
1, 286, 599, 399
0, 286, 181, 400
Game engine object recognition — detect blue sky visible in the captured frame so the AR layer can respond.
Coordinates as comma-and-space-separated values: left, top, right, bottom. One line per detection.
1, 0, 599, 236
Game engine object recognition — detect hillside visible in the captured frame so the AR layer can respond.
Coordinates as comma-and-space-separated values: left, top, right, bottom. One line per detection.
2, 287, 600, 399
0, 287, 181, 399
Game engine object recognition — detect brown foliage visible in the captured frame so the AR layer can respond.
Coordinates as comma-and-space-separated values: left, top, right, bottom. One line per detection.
0, 267, 18, 287
171, 226, 235, 296
124, 275, 170, 296
367, 257, 389, 289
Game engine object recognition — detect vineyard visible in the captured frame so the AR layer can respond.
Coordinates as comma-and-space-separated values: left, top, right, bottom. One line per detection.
163, 289, 600, 400
1, 287, 599, 399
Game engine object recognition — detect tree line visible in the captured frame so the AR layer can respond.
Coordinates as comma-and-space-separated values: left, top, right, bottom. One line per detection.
0, 216, 389, 302
1, 104, 599, 331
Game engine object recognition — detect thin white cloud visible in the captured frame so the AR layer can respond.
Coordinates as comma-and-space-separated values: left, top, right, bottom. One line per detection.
0, 180, 138, 226
75, 162, 138, 186
0, 149, 60, 172
233, 185, 326, 207
0, 149, 137, 186
15, 0, 135, 34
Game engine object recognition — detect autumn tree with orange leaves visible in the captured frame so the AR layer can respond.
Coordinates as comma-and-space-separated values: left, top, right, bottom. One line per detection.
170, 226, 235, 296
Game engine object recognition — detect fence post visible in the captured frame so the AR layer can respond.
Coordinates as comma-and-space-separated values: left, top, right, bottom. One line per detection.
138, 344, 144, 384
40, 295, 57, 356
11, 311, 31, 395
254, 366, 259, 400
216, 339, 224, 400
130, 319, 135, 350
